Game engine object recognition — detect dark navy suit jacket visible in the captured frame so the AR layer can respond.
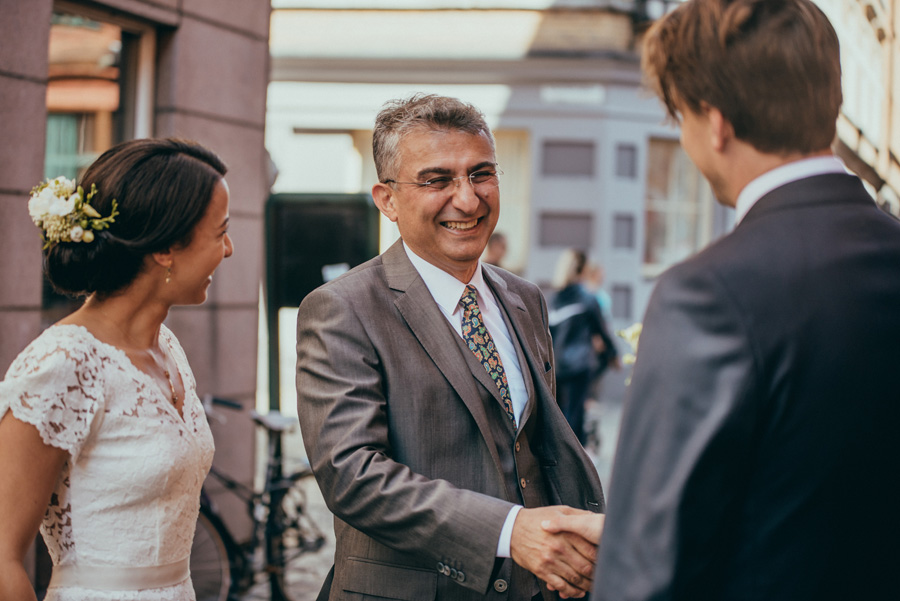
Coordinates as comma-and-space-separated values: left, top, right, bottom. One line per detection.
594, 173, 900, 601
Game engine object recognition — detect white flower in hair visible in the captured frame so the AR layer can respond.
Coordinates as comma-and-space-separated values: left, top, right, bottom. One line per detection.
29, 186, 55, 223
49, 194, 76, 217
53, 176, 76, 196
28, 176, 118, 249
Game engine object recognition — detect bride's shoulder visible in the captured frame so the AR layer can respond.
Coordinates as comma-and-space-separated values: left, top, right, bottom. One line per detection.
1, 324, 109, 459
5, 324, 108, 377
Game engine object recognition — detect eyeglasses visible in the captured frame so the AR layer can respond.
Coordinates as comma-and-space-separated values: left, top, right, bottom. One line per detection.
383, 167, 502, 192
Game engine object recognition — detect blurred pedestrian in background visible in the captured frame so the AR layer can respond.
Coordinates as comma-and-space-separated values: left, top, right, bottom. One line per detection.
483, 231, 508, 267
583, 262, 612, 322
549, 249, 618, 446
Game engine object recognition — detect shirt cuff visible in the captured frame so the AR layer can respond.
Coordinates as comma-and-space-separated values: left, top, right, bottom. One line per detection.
497, 505, 523, 558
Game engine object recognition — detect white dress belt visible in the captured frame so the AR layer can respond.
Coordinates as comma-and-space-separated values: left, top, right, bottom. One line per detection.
48, 558, 190, 591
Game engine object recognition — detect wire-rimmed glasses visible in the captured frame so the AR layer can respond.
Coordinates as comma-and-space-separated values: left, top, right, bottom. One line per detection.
382, 166, 502, 193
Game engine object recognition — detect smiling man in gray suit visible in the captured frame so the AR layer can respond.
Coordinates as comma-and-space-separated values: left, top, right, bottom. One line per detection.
297, 94, 604, 601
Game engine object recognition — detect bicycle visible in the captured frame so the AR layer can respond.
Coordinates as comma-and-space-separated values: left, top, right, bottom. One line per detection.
190, 396, 327, 601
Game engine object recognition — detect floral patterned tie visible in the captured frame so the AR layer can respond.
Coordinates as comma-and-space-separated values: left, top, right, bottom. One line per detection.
459, 285, 516, 428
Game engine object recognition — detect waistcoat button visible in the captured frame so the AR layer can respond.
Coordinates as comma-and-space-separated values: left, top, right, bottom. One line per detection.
493, 579, 508, 592
520, 477, 527, 488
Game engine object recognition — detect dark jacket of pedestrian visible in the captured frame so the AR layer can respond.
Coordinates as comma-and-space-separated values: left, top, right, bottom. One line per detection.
549, 283, 617, 380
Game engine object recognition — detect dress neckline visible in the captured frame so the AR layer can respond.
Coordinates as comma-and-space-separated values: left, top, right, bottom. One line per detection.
50, 323, 191, 424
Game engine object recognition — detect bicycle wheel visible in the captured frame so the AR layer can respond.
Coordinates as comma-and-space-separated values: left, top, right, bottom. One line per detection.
192, 506, 232, 601
280, 481, 326, 557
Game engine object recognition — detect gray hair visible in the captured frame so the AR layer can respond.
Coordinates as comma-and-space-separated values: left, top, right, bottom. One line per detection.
372, 93, 496, 182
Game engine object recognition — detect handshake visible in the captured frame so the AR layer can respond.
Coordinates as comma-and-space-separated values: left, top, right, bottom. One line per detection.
511, 506, 606, 599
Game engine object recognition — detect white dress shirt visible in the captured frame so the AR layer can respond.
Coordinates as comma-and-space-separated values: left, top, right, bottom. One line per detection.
735, 155, 849, 224
403, 243, 526, 558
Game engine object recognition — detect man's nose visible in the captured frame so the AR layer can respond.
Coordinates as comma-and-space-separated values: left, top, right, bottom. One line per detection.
450, 176, 479, 211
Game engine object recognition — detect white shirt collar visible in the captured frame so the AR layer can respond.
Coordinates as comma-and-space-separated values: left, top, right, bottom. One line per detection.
402, 242, 487, 315
734, 156, 849, 224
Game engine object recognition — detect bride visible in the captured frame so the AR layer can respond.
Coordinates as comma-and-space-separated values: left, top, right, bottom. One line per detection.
0, 138, 233, 600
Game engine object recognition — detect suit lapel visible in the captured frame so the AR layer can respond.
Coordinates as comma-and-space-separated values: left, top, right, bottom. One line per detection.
384, 241, 507, 471
483, 268, 553, 431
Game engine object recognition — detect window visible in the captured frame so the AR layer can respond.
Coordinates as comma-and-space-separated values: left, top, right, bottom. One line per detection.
643, 138, 715, 276
542, 140, 595, 177
612, 213, 635, 249
611, 284, 632, 321
539, 212, 593, 248
615, 143, 637, 178
273, 129, 363, 193
641, 0, 687, 20
42, 9, 155, 322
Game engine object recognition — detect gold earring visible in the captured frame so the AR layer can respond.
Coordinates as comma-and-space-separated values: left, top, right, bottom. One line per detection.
165, 266, 172, 284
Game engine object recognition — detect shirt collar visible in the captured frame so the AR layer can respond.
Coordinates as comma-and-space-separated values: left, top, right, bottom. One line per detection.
402, 242, 487, 315
734, 155, 849, 224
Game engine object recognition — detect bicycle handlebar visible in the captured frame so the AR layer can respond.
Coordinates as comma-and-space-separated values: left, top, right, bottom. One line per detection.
204, 395, 243, 411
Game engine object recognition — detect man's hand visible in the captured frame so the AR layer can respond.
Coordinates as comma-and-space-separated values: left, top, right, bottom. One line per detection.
541, 511, 605, 545
510, 506, 598, 599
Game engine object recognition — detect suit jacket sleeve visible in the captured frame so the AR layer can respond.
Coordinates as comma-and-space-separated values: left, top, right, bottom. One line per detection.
296, 285, 514, 593
593, 262, 759, 600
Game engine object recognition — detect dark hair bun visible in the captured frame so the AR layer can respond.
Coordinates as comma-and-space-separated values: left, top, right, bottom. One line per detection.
41, 138, 227, 297
44, 232, 143, 297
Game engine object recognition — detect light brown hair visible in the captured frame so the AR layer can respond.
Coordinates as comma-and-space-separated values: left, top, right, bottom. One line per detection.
642, 0, 842, 154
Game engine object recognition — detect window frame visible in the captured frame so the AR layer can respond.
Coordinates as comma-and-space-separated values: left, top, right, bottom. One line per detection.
53, 0, 156, 139
42, 2, 157, 324
641, 136, 715, 279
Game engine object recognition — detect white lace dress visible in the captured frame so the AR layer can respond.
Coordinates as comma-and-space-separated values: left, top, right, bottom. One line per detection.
0, 324, 215, 601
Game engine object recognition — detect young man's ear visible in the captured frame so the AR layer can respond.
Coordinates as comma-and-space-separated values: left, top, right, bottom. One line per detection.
704, 103, 734, 152
372, 183, 399, 223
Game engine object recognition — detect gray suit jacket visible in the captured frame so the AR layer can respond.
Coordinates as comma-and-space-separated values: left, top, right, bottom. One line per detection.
594, 173, 900, 601
297, 240, 604, 601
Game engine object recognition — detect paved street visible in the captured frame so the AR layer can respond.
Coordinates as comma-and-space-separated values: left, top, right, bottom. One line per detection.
242, 398, 623, 600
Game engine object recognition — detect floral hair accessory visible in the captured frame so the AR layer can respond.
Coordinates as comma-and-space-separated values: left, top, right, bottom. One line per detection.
29, 176, 119, 249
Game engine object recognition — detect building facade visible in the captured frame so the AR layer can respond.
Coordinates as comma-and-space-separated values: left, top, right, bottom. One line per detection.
0, 0, 272, 575
817, 0, 900, 214
266, 0, 900, 407
266, 0, 733, 406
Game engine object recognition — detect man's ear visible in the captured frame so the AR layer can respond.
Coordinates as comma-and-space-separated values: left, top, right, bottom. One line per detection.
372, 183, 399, 223
706, 104, 734, 153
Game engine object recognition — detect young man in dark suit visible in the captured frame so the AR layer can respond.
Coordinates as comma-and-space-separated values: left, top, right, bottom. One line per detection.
548, 1, 900, 599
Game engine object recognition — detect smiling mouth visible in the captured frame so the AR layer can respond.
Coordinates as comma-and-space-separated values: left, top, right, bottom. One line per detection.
442, 218, 479, 231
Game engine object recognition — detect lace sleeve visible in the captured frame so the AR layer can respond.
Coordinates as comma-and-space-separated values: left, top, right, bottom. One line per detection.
0, 331, 105, 460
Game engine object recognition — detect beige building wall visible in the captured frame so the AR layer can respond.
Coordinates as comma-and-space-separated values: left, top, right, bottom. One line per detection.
817, 0, 900, 214
0, 0, 271, 547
